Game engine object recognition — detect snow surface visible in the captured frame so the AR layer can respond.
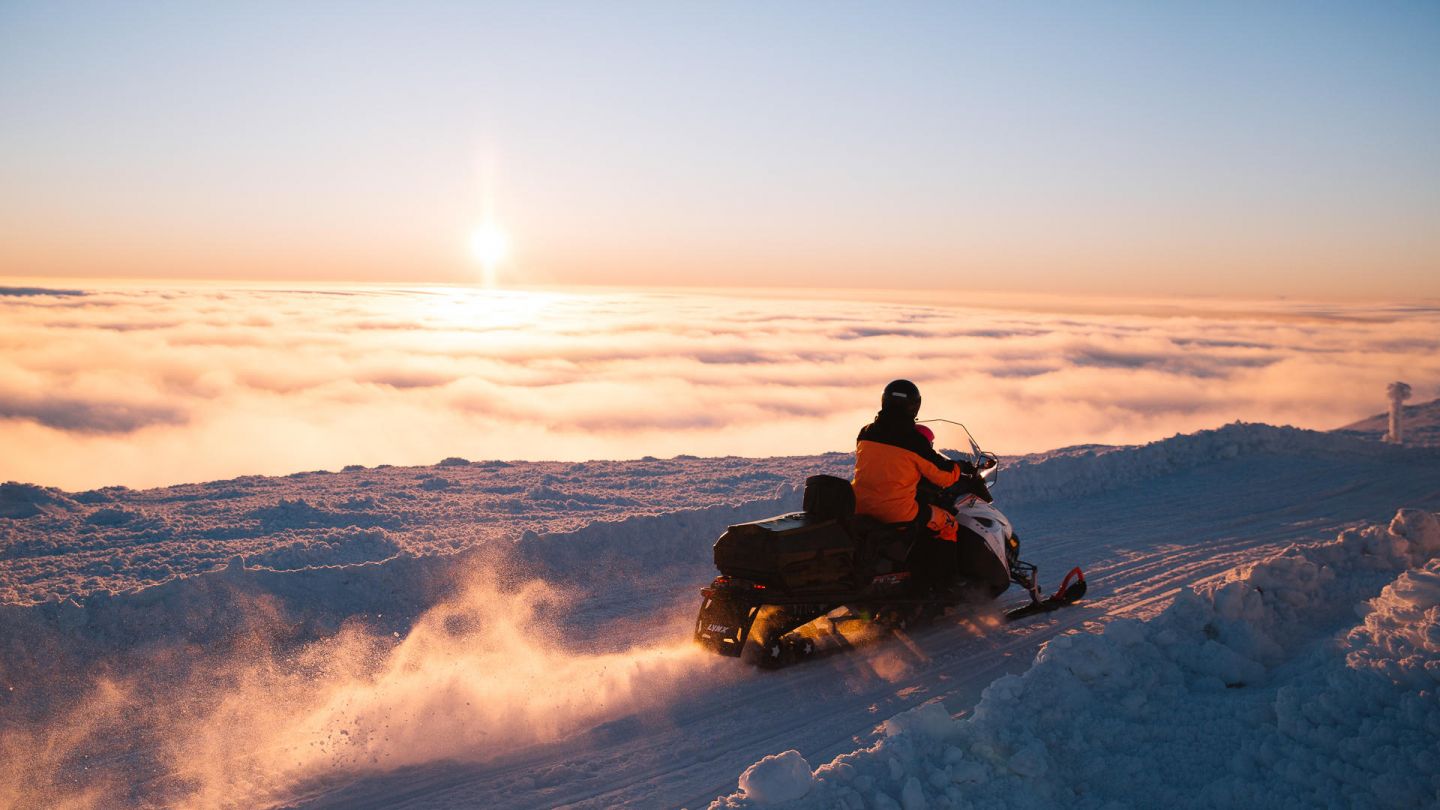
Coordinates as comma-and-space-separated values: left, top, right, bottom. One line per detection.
1336, 396, 1440, 447
737, 750, 815, 804
0, 454, 843, 604
710, 509, 1440, 809
1, 422, 1438, 809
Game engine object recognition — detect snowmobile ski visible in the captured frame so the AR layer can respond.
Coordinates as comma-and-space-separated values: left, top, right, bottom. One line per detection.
1002, 566, 1087, 622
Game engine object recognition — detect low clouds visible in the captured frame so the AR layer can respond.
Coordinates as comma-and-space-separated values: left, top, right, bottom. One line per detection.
1067, 347, 1280, 377
0, 285, 86, 297
0, 394, 186, 434
1, 284, 1437, 490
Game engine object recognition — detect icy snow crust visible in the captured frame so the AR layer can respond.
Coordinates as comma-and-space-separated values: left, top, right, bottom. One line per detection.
2, 422, 1439, 809
0, 454, 846, 605
711, 512, 1440, 810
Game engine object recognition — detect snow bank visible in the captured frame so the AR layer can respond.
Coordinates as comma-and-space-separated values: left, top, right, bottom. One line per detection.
998, 422, 1429, 505
711, 509, 1440, 809
5, 422, 1426, 606
11, 421, 1424, 606
0, 454, 836, 604
0, 469, 815, 800
0, 489, 801, 722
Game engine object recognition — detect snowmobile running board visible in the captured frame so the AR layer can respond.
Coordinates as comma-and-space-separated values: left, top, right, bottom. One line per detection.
695, 566, 1090, 669
1002, 566, 1087, 622
751, 569, 1088, 670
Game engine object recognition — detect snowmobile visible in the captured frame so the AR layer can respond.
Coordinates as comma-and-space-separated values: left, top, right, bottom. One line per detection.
693, 422, 1086, 668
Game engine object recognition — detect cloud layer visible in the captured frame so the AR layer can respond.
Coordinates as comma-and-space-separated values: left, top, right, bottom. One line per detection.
2, 283, 1437, 490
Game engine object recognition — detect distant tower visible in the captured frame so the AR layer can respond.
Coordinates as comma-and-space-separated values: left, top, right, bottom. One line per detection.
1386, 381, 1412, 444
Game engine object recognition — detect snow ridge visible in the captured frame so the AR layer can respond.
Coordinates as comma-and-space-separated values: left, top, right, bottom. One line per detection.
711, 509, 1440, 809
6, 421, 1424, 607
0, 455, 835, 605
996, 421, 1428, 505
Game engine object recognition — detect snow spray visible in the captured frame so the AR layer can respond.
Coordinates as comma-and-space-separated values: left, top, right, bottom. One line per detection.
3, 556, 729, 809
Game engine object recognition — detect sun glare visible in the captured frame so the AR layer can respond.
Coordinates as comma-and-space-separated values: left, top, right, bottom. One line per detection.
469, 223, 510, 284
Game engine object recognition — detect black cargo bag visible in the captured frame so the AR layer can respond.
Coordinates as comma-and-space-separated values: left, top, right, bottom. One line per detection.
712, 512, 857, 590
802, 475, 855, 521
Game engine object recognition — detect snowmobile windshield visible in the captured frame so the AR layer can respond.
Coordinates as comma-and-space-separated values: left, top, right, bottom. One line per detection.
919, 419, 1000, 484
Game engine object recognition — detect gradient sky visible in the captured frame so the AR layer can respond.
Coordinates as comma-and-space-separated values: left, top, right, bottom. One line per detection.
1, 2, 1438, 296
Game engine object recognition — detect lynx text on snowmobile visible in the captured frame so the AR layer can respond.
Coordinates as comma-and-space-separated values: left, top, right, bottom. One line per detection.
692, 422, 1087, 668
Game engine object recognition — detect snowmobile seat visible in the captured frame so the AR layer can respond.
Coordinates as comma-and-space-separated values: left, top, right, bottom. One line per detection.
802, 475, 855, 521
852, 514, 921, 573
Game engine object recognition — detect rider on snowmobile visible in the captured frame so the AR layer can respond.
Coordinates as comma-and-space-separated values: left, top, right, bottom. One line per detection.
853, 379, 978, 592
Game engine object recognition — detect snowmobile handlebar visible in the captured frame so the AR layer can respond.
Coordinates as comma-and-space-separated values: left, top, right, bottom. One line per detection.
975, 450, 999, 477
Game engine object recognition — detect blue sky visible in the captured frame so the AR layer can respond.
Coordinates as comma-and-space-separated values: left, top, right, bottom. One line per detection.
1, 1, 1437, 295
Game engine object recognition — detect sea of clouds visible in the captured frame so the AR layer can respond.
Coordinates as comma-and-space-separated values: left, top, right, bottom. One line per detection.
2, 282, 1437, 490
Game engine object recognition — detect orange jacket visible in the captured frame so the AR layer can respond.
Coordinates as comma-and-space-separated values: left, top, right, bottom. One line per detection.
852, 410, 966, 524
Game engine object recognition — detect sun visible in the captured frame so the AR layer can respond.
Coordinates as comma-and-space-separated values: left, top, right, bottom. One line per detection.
469, 222, 510, 279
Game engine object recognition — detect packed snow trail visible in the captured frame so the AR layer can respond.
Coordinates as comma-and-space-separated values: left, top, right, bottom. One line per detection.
264, 429, 1440, 810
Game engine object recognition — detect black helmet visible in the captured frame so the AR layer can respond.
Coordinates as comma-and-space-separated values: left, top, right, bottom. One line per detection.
881, 379, 921, 417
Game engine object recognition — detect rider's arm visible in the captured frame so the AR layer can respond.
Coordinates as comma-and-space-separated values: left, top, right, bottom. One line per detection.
914, 451, 964, 489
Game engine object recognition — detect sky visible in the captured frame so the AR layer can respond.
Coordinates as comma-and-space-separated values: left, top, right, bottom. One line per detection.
3, 282, 1437, 491
1, 2, 1438, 297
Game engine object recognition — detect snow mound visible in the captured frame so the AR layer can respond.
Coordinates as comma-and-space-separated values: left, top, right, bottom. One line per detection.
738, 750, 814, 804
712, 509, 1440, 809
0, 482, 79, 519
242, 527, 403, 569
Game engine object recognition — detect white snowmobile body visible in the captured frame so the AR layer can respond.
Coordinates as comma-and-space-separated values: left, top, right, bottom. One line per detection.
952, 495, 1013, 566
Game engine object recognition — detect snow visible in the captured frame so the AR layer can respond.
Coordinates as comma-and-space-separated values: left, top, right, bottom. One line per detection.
0, 454, 838, 605
710, 509, 1440, 809
738, 750, 814, 804
1336, 396, 1440, 447
1, 421, 1438, 809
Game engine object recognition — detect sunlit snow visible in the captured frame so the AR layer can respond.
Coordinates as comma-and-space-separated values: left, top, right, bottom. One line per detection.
1, 421, 1437, 808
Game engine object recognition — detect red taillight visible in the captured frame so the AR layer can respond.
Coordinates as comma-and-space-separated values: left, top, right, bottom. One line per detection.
702, 577, 765, 597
